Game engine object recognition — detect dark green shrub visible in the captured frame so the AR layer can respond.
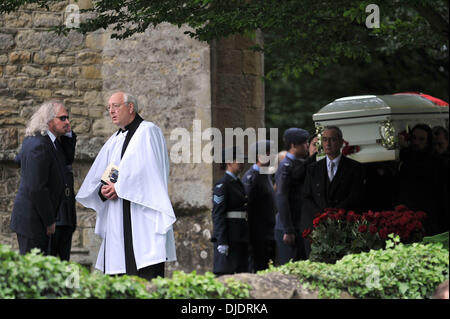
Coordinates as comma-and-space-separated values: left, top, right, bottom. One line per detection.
263, 235, 449, 299
150, 271, 250, 299
0, 244, 249, 299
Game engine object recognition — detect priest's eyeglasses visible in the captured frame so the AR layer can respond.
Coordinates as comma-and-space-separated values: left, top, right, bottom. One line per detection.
106, 103, 127, 112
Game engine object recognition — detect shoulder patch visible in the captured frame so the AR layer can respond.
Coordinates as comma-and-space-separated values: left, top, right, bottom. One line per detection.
213, 194, 224, 204
216, 183, 223, 189
284, 162, 290, 167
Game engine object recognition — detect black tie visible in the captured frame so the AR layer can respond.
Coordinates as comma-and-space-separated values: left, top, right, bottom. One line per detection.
54, 139, 66, 165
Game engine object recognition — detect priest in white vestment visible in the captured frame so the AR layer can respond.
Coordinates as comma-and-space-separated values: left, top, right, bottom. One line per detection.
76, 92, 176, 280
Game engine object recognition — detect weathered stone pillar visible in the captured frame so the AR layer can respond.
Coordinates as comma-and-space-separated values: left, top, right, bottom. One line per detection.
210, 32, 265, 181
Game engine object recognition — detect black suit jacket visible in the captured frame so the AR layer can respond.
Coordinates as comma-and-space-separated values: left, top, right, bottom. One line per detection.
274, 155, 314, 233
10, 134, 65, 241
242, 166, 276, 241
55, 132, 77, 227
211, 173, 249, 245
301, 155, 365, 232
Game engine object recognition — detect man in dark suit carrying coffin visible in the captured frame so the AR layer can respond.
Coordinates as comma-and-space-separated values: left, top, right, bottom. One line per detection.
11, 100, 71, 256
301, 126, 365, 258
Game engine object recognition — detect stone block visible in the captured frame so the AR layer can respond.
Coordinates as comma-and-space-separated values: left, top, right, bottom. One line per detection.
85, 32, 109, 51
91, 117, 115, 138
88, 108, 105, 118
54, 89, 77, 97
33, 12, 62, 28
50, 67, 66, 77
82, 65, 102, 79
0, 128, 18, 150
0, 213, 11, 233
77, 52, 102, 64
22, 65, 48, 77
69, 0, 93, 10
242, 50, 263, 76
70, 106, 89, 116
234, 34, 257, 50
216, 49, 242, 75
83, 91, 104, 106
9, 51, 31, 64
15, 30, 42, 50
76, 210, 97, 228
0, 33, 14, 50
0, 55, 8, 64
57, 56, 75, 65
7, 77, 34, 89
28, 89, 52, 99
75, 79, 102, 90
71, 118, 91, 132
66, 67, 81, 77
33, 52, 58, 64
5, 65, 18, 76
3, 12, 32, 28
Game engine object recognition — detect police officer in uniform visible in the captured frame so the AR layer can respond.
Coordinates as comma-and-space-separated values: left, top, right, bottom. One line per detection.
211, 146, 249, 275
275, 128, 314, 265
242, 140, 277, 272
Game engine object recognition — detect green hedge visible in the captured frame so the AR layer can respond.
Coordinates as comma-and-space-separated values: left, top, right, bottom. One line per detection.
0, 244, 249, 299
262, 235, 449, 298
2, 234, 447, 299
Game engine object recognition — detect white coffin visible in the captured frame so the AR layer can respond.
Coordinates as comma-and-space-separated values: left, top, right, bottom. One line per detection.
312, 94, 449, 163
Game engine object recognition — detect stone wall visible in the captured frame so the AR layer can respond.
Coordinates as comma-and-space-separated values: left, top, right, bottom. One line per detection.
0, 1, 264, 274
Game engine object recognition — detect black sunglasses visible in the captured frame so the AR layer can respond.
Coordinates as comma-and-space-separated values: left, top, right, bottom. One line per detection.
56, 115, 69, 121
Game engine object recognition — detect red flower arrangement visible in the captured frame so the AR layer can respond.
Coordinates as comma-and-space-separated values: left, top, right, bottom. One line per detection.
342, 140, 361, 156
302, 205, 426, 263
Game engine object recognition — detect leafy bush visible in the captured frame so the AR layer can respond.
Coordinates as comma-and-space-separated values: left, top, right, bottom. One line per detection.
263, 235, 449, 299
422, 232, 449, 250
302, 206, 426, 263
0, 244, 250, 299
150, 271, 250, 299
0, 244, 151, 299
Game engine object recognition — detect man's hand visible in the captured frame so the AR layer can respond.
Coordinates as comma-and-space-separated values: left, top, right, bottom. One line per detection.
101, 181, 118, 200
47, 223, 56, 236
283, 233, 296, 246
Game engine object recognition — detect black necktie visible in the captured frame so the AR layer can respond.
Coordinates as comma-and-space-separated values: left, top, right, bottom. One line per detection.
54, 139, 66, 164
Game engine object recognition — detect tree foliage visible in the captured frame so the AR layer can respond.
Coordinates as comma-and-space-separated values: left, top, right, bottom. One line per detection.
0, 0, 448, 78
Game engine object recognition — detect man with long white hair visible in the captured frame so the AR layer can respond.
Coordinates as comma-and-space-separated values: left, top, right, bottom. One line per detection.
76, 92, 176, 281
11, 100, 76, 257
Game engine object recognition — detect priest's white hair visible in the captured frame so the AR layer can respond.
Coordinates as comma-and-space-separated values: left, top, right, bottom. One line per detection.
25, 100, 64, 137
123, 93, 139, 113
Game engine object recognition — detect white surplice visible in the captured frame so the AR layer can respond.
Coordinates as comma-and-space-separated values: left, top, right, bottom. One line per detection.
76, 121, 176, 274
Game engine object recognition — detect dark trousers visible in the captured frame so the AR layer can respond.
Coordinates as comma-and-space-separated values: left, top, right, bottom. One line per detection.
213, 242, 249, 276
275, 229, 306, 265
249, 240, 276, 272
48, 225, 75, 261
17, 233, 49, 256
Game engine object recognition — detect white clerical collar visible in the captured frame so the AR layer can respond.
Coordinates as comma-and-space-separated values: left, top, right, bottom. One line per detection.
326, 153, 342, 168
225, 170, 238, 180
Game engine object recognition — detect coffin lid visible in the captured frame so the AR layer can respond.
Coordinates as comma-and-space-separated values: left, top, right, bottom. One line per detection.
313, 94, 449, 121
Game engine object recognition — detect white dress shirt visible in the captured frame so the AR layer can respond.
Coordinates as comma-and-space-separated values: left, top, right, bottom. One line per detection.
326, 154, 342, 181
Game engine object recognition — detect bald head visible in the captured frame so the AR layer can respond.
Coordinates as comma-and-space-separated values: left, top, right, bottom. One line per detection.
107, 92, 137, 129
